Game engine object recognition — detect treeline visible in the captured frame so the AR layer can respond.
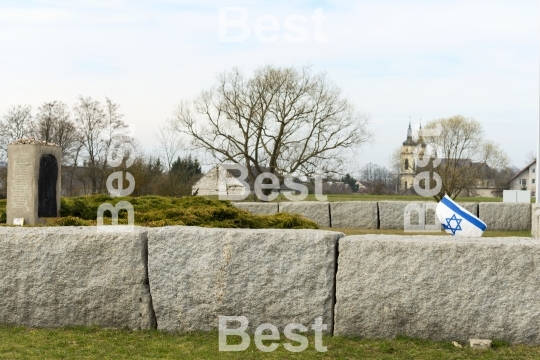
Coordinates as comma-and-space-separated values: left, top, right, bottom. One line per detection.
0, 97, 201, 197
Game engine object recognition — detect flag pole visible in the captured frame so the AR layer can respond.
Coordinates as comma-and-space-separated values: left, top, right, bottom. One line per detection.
537, 20, 540, 204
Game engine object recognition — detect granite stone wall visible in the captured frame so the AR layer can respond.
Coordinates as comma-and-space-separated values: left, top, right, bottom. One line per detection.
147, 227, 342, 333
335, 235, 540, 344
0, 227, 155, 330
479, 203, 531, 231
2, 226, 539, 344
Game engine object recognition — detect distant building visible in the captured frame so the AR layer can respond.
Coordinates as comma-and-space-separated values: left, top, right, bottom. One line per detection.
398, 122, 503, 197
193, 164, 352, 196
508, 159, 536, 196
399, 122, 426, 192
192, 165, 297, 196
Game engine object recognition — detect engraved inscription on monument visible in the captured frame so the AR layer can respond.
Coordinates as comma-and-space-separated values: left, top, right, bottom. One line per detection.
12, 153, 31, 212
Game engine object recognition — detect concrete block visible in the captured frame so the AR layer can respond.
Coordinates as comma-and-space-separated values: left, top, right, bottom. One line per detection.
532, 204, 540, 238
0, 227, 155, 329
233, 202, 279, 215
279, 201, 330, 227
479, 203, 531, 231
330, 202, 378, 229
335, 235, 540, 344
148, 226, 342, 333
378, 201, 424, 230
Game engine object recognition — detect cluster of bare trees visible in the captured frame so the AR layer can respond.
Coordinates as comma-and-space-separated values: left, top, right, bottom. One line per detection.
0, 97, 201, 198
0, 65, 517, 201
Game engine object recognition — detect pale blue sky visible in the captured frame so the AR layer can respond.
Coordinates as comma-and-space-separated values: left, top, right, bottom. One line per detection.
0, 0, 537, 174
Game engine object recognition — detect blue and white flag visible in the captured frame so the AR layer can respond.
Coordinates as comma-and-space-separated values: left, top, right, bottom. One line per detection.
436, 195, 487, 237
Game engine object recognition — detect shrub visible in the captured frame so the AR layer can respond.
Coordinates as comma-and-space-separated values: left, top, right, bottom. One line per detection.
1, 195, 318, 229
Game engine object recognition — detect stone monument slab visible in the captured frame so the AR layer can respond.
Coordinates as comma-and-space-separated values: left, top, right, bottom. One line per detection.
7, 140, 62, 225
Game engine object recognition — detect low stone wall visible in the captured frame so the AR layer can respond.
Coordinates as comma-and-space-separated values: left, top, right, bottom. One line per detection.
335, 235, 540, 344
233, 202, 279, 215
233, 201, 528, 231
2, 226, 540, 344
147, 226, 342, 333
479, 203, 531, 231
330, 201, 378, 229
279, 201, 331, 227
0, 227, 155, 330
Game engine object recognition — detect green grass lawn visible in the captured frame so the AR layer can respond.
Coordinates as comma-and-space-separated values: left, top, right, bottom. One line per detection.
1, 325, 539, 359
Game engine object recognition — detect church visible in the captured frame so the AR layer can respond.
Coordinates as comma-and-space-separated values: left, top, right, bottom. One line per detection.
397, 122, 503, 197
398, 122, 426, 192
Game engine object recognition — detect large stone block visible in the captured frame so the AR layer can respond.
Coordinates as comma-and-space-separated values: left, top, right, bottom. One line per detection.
533, 204, 540, 238
378, 201, 424, 230
0, 227, 155, 329
279, 201, 330, 227
233, 202, 279, 215
479, 203, 531, 231
335, 235, 540, 344
330, 202, 378, 229
148, 226, 342, 333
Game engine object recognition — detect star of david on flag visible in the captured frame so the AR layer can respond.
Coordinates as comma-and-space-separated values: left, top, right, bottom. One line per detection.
436, 195, 487, 237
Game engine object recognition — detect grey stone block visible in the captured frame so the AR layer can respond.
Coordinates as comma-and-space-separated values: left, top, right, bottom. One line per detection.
0, 227, 155, 329
378, 201, 424, 229
279, 201, 330, 227
233, 202, 279, 215
533, 204, 540, 238
479, 203, 531, 231
335, 235, 540, 344
148, 226, 342, 333
330, 202, 378, 229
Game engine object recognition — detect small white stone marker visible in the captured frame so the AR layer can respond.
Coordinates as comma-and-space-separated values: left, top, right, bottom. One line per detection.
13, 218, 24, 226
469, 339, 492, 349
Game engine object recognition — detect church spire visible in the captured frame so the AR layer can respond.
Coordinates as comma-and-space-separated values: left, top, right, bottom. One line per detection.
403, 118, 416, 146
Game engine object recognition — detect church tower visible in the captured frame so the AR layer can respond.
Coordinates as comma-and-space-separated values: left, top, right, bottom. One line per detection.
399, 120, 427, 193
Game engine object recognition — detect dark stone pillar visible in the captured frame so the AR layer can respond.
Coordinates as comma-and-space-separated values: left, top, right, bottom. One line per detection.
38, 154, 58, 218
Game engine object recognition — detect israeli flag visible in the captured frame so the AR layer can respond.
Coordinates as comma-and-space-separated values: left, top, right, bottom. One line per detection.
436, 195, 487, 237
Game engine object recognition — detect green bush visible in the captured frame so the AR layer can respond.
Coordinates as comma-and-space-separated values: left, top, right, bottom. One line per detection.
0, 195, 318, 229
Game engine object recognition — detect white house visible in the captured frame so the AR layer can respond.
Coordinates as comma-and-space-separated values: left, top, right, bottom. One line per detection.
508, 159, 536, 196
192, 165, 250, 197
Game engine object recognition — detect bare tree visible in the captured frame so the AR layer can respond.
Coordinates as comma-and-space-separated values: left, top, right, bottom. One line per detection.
34, 101, 79, 162
99, 97, 131, 192
525, 149, 536, 164
73, 96, 132, 194
155, 122, 185, 195
421, 115, 509, 201
0, 104, 34, 160
172, 65, 372, 187
360, 163, 396, 195
73, 96, 107, 193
